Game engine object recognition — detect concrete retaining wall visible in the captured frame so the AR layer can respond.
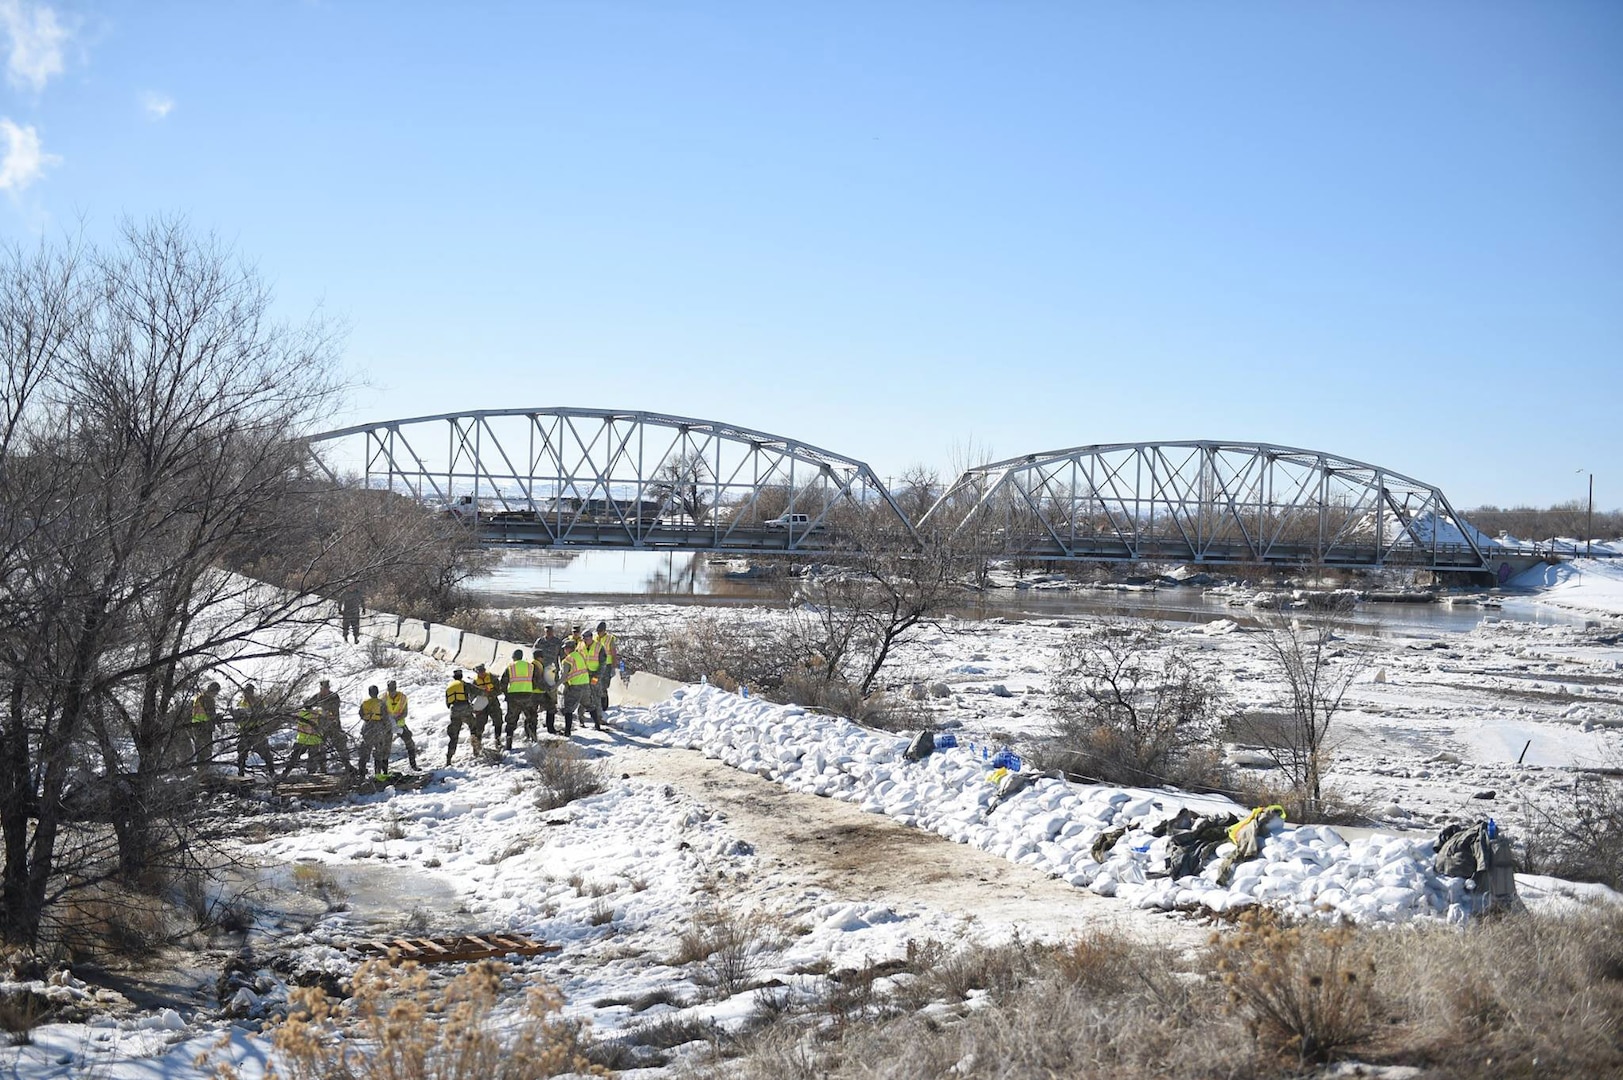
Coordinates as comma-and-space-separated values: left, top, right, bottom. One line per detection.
424, 622, 463, 662
363, 612, 401, 638
395, 620, 429, 650
456, 633, 501, 669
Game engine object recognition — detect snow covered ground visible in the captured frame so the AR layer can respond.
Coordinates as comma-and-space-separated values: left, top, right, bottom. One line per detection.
5, 562, 1623, 1078
1508, 555, 1623, 617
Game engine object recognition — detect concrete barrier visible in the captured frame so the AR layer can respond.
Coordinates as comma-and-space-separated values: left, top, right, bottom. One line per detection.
362, 612, 401, 639
494, 640, 532, 666
425, 622, 464, 662
395, 619, 429, 651
456, 633, 501, 669
614, 670, 687, 707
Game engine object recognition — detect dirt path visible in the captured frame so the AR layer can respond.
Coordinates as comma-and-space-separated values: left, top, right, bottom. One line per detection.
609, 736, 1199, 945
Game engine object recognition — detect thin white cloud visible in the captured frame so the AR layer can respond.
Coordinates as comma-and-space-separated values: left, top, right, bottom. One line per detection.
142, 91, 174, 120
0, 0, 68, 93
0, 117, 59, 192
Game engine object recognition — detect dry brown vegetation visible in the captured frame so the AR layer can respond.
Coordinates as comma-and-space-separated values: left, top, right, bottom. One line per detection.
689, 906, 1623, 1080
212, 958, 605, 1080
527, 741, 608, 811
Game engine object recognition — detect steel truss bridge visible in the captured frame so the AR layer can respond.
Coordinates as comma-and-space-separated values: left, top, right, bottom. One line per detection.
307, 408, 918, 555
918, 441, 1488, 571
306, 412, 1491, 572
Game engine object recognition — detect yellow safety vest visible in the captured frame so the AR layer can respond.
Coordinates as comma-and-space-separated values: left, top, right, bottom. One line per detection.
296, 710, 323, 745
506, 660, 533, 694
563, 647, 591, 686
360, 697, 386, 723
192, 694, 213, 723
446, 679, 469, 708
598, 632, 617, 664
384, 691, 409, 725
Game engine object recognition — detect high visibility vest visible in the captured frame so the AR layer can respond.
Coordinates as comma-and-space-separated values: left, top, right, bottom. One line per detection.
474, 670, 498, 695
505, 661, 533, 694
296, 709, 323, 745
236, 695, 257, 713
192, 694, 213, 723
360, 697, 386, 723
446, 679, 469, 708
563, 647, 591, 686
583, 642, 602, 673
598, 632, 617, 664
384, 691, 409, 725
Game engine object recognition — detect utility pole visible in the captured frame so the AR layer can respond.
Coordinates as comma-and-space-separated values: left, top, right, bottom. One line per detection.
1588, 472, 1594, 559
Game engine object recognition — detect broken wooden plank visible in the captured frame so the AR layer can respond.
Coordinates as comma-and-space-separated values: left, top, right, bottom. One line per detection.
353, 931, 559, 964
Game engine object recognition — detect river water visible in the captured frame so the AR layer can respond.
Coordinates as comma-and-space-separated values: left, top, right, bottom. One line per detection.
466, 549, 1590, 636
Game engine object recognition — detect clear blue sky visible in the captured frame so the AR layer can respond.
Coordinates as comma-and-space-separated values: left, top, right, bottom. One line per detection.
3, 1, 1619, 509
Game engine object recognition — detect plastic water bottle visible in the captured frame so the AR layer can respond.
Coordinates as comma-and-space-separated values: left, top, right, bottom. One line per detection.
741, 685, 749, 698
701, 674, 708, 686
1487, 818, 1497, 839
618, 659, 625, 676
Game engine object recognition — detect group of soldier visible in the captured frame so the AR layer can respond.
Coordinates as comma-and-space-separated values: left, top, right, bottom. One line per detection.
181, 620, 619, 782
442, 621, 619, 763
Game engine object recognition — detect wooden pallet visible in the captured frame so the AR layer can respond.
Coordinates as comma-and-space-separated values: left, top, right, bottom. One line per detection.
355, 933, 560, 965
274, 771, 435, 799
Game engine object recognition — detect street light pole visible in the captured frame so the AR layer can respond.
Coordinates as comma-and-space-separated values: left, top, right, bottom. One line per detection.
1588, 472, 1594, 559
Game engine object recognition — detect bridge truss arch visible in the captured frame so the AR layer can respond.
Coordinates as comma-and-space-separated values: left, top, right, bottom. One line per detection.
306, 407, 917, 554
918, 441, 1488, 571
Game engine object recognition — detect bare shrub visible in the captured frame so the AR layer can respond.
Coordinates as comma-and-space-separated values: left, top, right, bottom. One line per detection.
212, 958, 605, 1079
290, 864, 348, 911
453, 607, 544, 647
1038, 622, 1228, 789
1215, 911, 1378, 1065
527, 742, 607, 811
1228, 773, 1375, 828
1521, 771, 1623, 889
51, 882, 179, 961
0, 989, 45, 1045
645, 614, 783, 693
672, 906, 785, 1000
363, 636, 404, 668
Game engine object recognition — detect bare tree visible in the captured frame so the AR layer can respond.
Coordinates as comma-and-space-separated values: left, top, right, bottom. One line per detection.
0, 220, 475, 947
892, 464, 942, 524
648, 450, 713, 525
784, 530, 964, 706
1254, 601, 1369, 816
1042, 622, 1227, 788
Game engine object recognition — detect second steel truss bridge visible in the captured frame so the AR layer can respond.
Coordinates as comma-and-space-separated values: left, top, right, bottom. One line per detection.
917, 441, 1490, 571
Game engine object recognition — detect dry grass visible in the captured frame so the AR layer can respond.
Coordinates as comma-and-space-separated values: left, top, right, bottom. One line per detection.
211, 958, 606, 1080
0, 989, 45, 1045
711, 907, 1623, 1080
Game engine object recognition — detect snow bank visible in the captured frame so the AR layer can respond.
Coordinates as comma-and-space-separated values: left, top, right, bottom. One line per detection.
1509, 558, 1623, 618
627, 687, 1487, 925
